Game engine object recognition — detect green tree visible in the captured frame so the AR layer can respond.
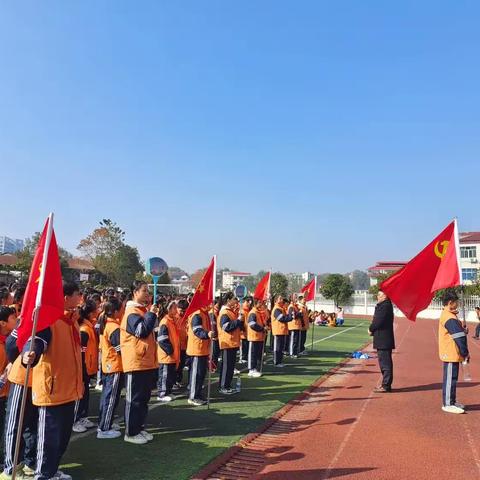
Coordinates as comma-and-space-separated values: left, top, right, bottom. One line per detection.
321, 274, 354, 307
271, 272, 289, 299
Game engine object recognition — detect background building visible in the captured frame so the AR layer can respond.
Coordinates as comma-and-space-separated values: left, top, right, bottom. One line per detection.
367, 261, 408, 286
460, 232, 480, 283
222, 271, 251, 290
0, 236, 24, 254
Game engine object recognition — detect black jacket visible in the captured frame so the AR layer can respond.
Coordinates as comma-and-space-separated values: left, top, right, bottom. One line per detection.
369, 299, 395, 350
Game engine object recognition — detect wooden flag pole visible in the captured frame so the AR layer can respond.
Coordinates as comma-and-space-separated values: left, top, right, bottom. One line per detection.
311, 276, 317, 352
259, 270, 271, 375
206, 256, 217, 409
12, 213, 55, 480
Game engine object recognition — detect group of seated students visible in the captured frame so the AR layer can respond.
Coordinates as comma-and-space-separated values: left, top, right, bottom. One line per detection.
0, 280, 318, 480
314, 307, 345, 327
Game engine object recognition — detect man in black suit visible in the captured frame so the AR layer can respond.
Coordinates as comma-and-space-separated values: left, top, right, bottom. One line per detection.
369, 290, 395, 392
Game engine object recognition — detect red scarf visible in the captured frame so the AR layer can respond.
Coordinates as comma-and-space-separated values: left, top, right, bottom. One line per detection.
0, 335, 6, 344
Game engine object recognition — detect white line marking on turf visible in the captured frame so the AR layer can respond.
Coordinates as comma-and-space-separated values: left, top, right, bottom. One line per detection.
311, 323, 365, 347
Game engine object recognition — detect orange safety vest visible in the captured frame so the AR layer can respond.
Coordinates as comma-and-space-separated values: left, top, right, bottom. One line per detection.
217, 307, 241, 349
174, 313, 188, 351
32, 312, 83, 407
120, 303, 157, 373
101, 318, 123, 374
0, 337, 9, 398
288, 303, 302, 331
299, 304, 309, 331
247, 307, 267, 342
186, 310, 210, 357
157, 314, 180, 367
240, 303, 251, 340
271, 304, 289, 336
80, 319, 99, 376
438, 307, 465, 363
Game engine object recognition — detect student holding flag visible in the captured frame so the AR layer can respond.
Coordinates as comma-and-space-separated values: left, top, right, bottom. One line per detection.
247, 299, 267, 377
271, 296, 291, 367
298, 296, 309, 356
287, 295, 303, 358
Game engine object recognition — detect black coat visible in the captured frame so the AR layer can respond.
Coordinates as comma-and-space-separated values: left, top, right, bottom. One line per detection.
369, 299, 395, 350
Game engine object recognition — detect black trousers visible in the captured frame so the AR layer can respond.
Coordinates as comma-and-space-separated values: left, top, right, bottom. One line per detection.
248, 341, 264, 371
377, 349, 393, 389
284, 332, 291, 354
219, 348, 238, 390
98, 372, 123, 432
240, 339, 248, 362
475, 324, 480, 338
273, 335, 286, 365
125, 369, 155, 437
36, 401, 75, 480
74, 373, 91, 422
189, 356, 208, 400
300, 330, 307, 352
442, 361, 459, 406
176, 350, 187, 384
158, 363, 177, 397
4, 384, 38, 474
289, 330, 301, 356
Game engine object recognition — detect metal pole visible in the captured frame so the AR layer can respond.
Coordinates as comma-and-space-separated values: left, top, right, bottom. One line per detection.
206, 256, 217, 409
311, 296, 316, 352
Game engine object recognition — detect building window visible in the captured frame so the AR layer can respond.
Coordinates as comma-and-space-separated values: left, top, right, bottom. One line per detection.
461, 246, 477, 259
462, 268, 478, 282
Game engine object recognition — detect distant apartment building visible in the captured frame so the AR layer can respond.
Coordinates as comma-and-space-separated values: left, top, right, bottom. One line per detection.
0, 236, 24, 254
459, 232, 480, 284
222, 271, 251, 290
367, 261, 408, 286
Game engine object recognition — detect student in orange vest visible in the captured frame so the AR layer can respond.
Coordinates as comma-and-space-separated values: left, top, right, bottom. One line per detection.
120, 280, 158, 445
209, 299, 220, 371
186, 306, 213, 406
438, 291, 469, 414
271, 296, 292, 367
298, 296, 309, 356
20, 280, 83, 480
217, 292, 243, 394
157, 301, 180, 402
73, 299, 98, 433
239, 297, 253, 365
0, 307, 16, 474
97, 296, 123, 439
247, 299, 267, 377
287, 295, 303, 358
175, 299, 189, 387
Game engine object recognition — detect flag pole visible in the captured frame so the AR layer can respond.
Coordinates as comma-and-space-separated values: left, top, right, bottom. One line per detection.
311, 276, 317, 352
206, 255, 216, 409
12, 213, 55, 480
259, 270, 271, 375
454, 219, 468, 328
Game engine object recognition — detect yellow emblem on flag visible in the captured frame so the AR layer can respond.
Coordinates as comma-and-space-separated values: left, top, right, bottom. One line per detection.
434, 240, 449, 259
35, 262, 43, 283
198, 282, 205, 293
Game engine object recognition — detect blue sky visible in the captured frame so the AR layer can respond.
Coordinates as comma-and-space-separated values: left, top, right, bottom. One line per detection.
0, 1, 479, 274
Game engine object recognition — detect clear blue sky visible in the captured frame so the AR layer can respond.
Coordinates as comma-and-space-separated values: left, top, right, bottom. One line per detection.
0, 1, 479, 274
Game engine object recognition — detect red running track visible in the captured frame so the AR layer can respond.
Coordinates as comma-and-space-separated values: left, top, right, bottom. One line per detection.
196, 319, 480, 480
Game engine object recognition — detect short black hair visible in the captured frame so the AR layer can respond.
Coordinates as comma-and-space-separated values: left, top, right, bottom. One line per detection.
0, 306, 15, 322
63, 280, 80, 297
177, 299, 189, 310
442, 290, 459, 306
131, 280, 147, 293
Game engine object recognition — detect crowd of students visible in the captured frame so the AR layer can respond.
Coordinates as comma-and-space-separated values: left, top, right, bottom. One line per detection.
0, 279, 329, 480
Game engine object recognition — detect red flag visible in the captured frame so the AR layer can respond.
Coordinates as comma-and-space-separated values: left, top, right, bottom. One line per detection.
17, 215, 64, 350
182, 256, 216, 326
254, 271, 271, 301
381, 220, 461, 321
301, 277, 317, 302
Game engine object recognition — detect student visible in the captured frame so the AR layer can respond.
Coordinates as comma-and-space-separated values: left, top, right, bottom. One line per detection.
209, 299, 220, 372
157, 301, 180, 402
298, 296, 309, 356
217, 293, 243, 394
439, 291, 469, 414
21, 280, 83, 480
73, 299, 98, 433
271, 296, 291, 367
0, 307, 16, 474
120, 281, 158, 445
174, 299, 189, 387
186, 306, 213, 406
247, 299, 268, 377
336, 307, 344, 326
97, 297, 123, 439
287, 295, 303, 358
473, 307, 480, 339
239, 297, 253, 365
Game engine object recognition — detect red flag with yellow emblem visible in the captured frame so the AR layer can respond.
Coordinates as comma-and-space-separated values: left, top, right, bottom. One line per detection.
17, 214, 64, 349
182, 256, 216, 327
301, 277, 317, 302
381, 220, 461, 321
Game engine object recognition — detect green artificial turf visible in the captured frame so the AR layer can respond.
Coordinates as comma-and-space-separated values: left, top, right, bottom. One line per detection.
60, 319, 371, 480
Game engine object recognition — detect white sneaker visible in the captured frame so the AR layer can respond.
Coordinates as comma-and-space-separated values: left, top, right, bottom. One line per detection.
53, 471, 72, 480
233, 368, 240, 375
157, 395, 174, 402
72, 421, 87, 433
124, 433, 148, 445
219, 388, 236, 395
140, 430, 154, 441
249, 370, 262, 378
188, 398, 206, 406
112, 422, 121, 431
80, 418, 96, 429
238, 359, 247, 364
274, 363, 285, 368
442, 405, 465, 414
94, 384, 103, 391
455, 402, 466, 409
97, 429, 122, 439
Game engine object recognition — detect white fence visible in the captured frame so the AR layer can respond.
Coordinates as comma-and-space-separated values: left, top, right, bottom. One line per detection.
307, 293, 480, 322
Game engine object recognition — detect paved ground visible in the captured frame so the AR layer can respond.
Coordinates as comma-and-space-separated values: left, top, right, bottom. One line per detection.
196, 319, 480, 479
